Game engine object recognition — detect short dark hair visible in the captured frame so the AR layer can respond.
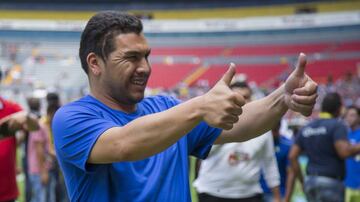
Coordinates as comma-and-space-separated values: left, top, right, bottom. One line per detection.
79, 11, 143, 74
27, 97, 41, 112
321, 92, 342, 116
46, 92, 60, 108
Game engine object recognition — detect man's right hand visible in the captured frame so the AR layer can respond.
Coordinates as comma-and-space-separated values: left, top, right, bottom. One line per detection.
200, 63, 245, 130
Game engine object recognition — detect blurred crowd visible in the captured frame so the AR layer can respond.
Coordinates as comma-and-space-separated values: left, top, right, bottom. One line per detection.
0, 89, 70, 202
1, 48, 359, 202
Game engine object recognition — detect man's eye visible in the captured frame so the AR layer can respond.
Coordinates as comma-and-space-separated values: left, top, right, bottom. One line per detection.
128, 56, 138, 60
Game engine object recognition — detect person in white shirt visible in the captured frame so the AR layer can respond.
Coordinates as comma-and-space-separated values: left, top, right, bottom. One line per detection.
194, 81, 281, 202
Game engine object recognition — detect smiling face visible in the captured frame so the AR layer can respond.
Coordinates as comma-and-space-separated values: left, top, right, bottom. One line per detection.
89, 32, 151, 110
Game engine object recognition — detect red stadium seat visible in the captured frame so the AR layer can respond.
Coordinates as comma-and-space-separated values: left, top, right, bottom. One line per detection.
194, 64, 288, 86
147, 63, 198, 88
305, 59, 359, 83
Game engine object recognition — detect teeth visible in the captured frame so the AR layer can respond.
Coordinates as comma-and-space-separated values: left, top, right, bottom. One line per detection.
132, 80, 145, 85
131, 76, 147, 85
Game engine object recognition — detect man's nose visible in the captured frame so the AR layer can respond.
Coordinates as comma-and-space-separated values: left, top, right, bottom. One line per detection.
137, 58, 151, 74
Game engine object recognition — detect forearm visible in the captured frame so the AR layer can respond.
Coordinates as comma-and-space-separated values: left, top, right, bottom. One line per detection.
284, 167, 296, 202
350, 144, 360, 155
217, 85, 288, 143
35, 142, 47, 174
342, 144, 360, 158
291, 159, 303, 185
271, 186, 281, 201
335, 140, 360, 159
48, 143, 56, 157
89, 96, 204, 163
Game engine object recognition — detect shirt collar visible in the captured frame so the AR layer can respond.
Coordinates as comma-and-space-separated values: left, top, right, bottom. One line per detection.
319, 112, 333, 119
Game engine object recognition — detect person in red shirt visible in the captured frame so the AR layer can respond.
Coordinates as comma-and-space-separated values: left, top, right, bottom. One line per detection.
0, 72, 39, 202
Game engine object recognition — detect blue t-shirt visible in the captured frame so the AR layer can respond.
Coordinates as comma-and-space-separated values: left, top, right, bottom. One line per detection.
52, 95, 222, 202
260, 135, 292, 196
345, 128, 360, 189
295, 118, 348, 179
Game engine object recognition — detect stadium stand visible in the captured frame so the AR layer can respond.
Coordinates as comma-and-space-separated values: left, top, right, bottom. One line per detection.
147, 63, 199, 88
151, 41, 360, 57
0, 1, 359, 96
0, 1, 359, 20
1, 39, 359, 89
0, 2, 359, 202
192, 64, 288, 86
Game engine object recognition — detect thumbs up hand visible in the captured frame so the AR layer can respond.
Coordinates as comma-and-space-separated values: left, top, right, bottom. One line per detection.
200, 63, 245, 130
284, 53, 318, 116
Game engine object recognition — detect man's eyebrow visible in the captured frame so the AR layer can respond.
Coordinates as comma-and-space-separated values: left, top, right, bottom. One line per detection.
124, 49, 151, 56
123, 50, 141, 56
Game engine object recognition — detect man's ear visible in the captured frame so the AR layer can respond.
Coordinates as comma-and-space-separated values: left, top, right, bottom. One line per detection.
87, 53, 103, 76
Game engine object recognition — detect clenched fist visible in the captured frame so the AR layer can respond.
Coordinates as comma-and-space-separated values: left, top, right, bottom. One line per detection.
200, 63, 245, 130
285, 53, 318, 116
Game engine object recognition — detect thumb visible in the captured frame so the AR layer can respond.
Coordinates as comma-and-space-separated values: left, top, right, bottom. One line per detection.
221, 63, 236, 86
293, 53, 307, 77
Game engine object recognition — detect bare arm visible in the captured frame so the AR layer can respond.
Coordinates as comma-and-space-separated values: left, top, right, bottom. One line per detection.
89, 65, 243, 164
35, 140, 49, 185
287, 144, 304, 199
43, 123, 56, 157
216, 53, 317, 144
215, 86, 287, 143
271, 186, 282, 202
88, 53, 318, 164
89, 97, 203, 163
335, 140, 360, 159
284, 166, 296, 202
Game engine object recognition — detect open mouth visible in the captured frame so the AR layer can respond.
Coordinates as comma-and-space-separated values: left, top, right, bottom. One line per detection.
131, 77, 147, 86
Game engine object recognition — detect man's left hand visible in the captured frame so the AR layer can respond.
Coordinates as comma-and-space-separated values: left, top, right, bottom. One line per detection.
284, 53, 318, 116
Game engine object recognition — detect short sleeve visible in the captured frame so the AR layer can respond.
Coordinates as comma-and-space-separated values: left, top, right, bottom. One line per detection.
52, 104, 118, 172
333, 121, 348, 142
187, 122, 222, 159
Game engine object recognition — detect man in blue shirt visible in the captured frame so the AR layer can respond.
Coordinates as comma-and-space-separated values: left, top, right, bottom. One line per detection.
288, 93, 360, 202
344, 106, 360, 202
52, 11, 318, 201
